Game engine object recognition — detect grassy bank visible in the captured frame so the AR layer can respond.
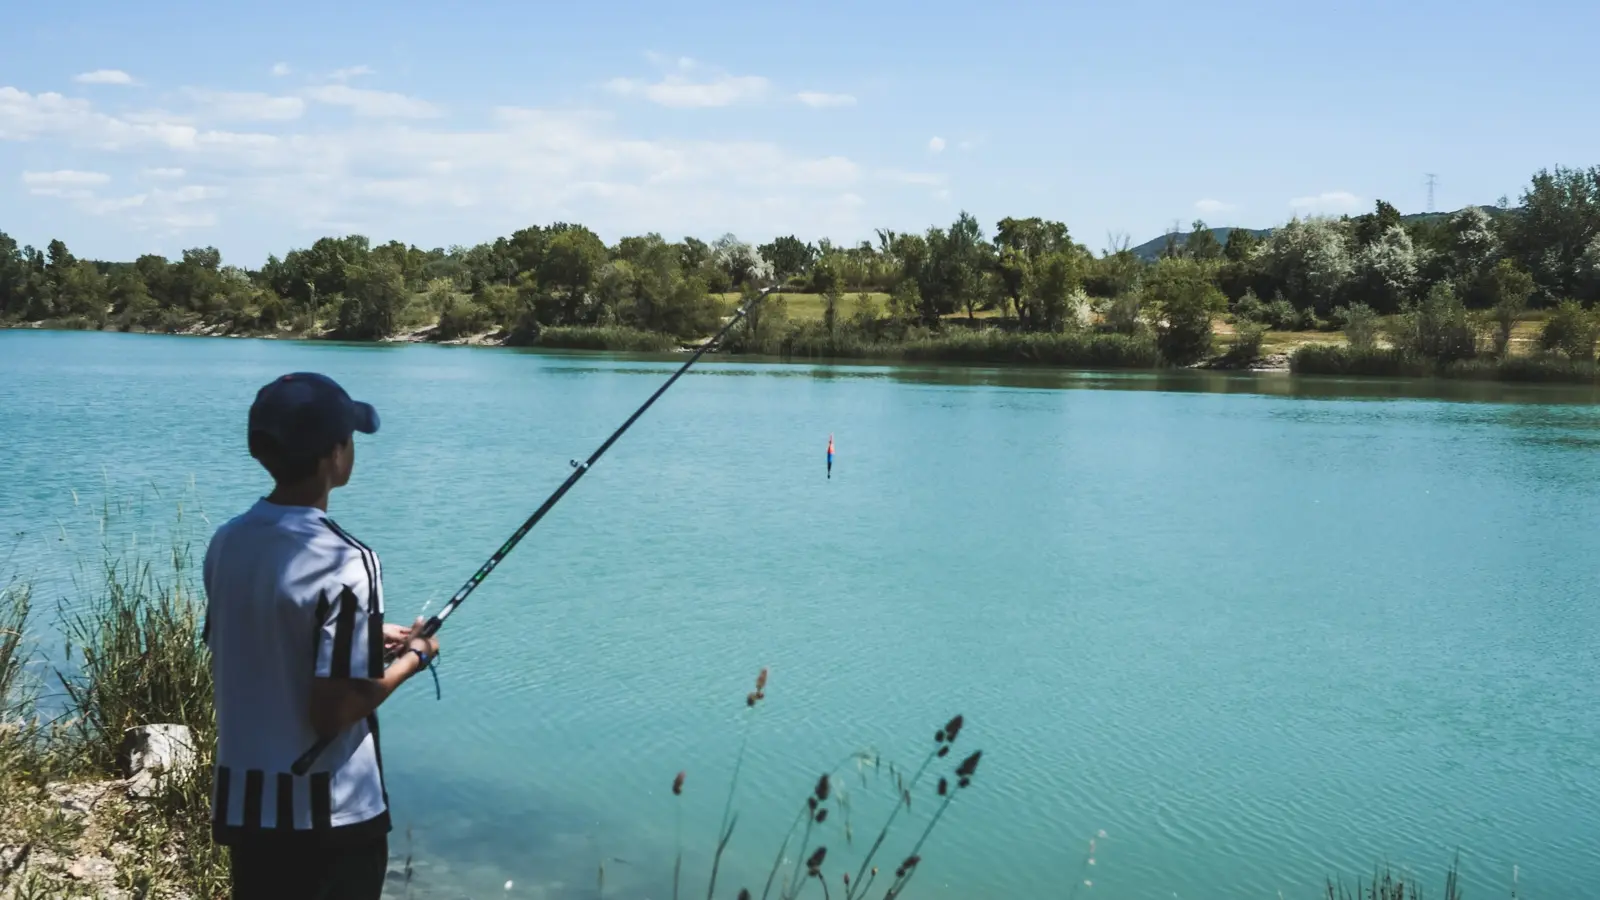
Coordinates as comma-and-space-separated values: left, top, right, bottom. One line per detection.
0, 561, 227, 898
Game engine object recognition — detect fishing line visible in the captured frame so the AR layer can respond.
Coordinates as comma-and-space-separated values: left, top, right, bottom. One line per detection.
291, 287, 773, 775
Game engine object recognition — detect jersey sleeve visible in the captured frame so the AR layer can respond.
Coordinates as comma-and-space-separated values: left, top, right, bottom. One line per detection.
313, 554, 386, 680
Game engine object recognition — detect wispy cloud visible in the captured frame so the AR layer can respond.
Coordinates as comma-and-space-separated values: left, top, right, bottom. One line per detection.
271, 63, 292, 77
0, 82, 877, 241
184, 89, 305, 121
1289, 190, 1362, 214
327, 65, 375, 82
796, 91, 856, 108
303, 84, 441, 118
73, 70, 135, 86
606, 56, 769, 109
928, 136, 946, 154
22, 169, 111, 188
1195, 198, 1236, 215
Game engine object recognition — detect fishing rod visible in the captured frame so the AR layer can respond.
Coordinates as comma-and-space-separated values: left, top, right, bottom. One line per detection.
291, 287, 773, 776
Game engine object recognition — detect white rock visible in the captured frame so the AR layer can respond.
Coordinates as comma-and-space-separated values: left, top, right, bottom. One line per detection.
120, 723, 197, 798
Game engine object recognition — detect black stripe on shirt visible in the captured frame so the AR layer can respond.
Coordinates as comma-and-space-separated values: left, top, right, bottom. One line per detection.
276, 772, 295, 830
330, 585, 359, 678
241, 769, 264, 832
310, 772, 333, 831
324, 518, 384, 677
213, 765, 232, 828
312, 588, 330, 669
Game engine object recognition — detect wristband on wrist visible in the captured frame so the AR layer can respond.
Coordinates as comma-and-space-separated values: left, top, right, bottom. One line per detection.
409, 646, 431, 669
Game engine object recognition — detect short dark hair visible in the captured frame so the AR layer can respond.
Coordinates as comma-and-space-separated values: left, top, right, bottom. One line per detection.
249, 431, 343, 484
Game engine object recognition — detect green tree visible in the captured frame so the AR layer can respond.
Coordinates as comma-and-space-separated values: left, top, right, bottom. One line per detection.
1028, 250, 1082, 332
538, 226, 607, 321
1506, 166, 1600, 302
337, 261, 407, 339
677, 236, 711, 274
1349, 225, 1418, 313
1255, 217, 1353, 314
1184, 220, 1223, 261
0, 231, 25, 321
713, 234, 761, 287
1146, 259, 1224, 364
758, 235, 818, 280
1351, 200, 1403, 249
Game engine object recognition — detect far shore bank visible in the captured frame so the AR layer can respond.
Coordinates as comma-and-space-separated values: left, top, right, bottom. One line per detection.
0, 317, 1309, 374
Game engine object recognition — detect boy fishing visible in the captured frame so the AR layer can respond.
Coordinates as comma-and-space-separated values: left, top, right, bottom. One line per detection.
202, 372, 439, 899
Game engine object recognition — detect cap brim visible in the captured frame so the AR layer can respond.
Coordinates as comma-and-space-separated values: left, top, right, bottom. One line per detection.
352, 401, 380, 434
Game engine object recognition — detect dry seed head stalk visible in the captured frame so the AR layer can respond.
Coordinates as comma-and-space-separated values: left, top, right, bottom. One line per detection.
738, 891, 751, 900
937, 777, 948, 796
756, 667, 768, 692
814, 808, 829, 823
672, 771, 685, 796
807, 847, 828, 876
814, 774, 831, 802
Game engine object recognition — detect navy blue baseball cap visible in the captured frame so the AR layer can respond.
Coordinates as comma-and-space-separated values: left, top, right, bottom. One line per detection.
248, 372, 379, 460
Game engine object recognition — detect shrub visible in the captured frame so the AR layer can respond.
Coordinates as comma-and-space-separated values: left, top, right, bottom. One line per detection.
1290, 345, 1428, 377
1265, 295, 1299, 330
1102, 293, 1145, 335
1390, 283, 1478, 363
436, 296, 492, 340
1221, 321, 1267, 366
531, 326, 678, 352
1233, 289, 1267, 324
1538, 298, 1598, 361
1337, 303, 1381, 351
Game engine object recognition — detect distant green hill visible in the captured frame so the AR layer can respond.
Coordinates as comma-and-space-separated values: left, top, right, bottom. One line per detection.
1128, 206, 1505, 261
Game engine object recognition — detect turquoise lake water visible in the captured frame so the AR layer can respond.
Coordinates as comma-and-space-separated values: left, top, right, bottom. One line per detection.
3, 329, 1598, 899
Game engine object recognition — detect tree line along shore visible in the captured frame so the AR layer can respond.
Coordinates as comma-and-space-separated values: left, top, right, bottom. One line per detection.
4, 163, 1600, 382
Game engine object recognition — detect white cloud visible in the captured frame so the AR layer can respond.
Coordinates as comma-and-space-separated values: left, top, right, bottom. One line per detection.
304, 84, 441, 118
927, 136, 946, 153
22, 169, 111, 187
271, 63, 292, 77
327, 65, 375, 81
796, 91, 856, 108
934, 188, 952, 201
73, 69, 135, 86
1195, 198, 1236, 215
0, 82, 878, 241
606, 57, 769, 109
1289, 190, 1363, 214
185, 89, 306, 121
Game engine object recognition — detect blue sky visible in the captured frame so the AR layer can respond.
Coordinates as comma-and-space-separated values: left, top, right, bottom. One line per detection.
3, 0, 1597, 265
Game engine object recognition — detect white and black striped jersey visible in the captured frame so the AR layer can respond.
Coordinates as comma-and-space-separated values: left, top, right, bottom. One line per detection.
202, 498, 391, 846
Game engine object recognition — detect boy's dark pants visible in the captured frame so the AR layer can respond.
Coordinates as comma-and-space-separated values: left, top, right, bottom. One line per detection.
228, 832, 388, 900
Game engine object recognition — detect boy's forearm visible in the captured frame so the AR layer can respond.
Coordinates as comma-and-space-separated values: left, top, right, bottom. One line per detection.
309, 652, 425, 738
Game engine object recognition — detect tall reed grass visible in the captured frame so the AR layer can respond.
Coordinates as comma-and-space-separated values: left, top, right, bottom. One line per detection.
1292, 344, 1600, 384
514, 325, 680, 353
